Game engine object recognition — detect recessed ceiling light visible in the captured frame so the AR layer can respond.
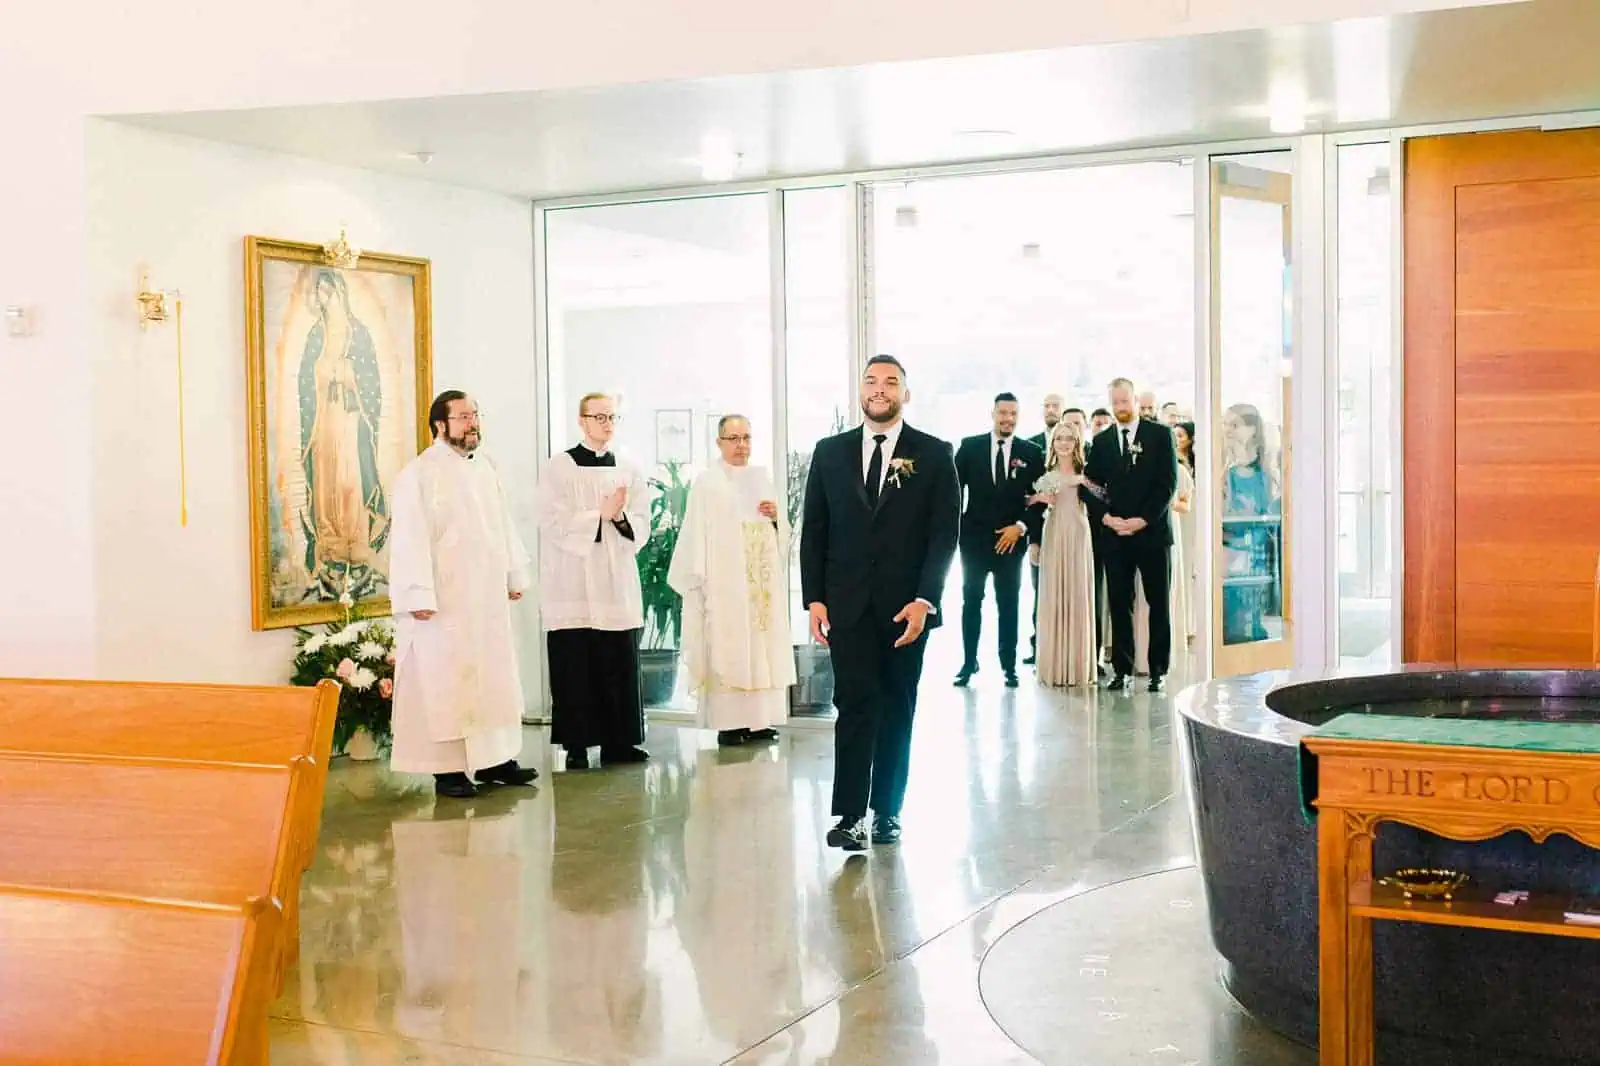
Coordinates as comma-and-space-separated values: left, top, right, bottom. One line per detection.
403, 150, 435, 164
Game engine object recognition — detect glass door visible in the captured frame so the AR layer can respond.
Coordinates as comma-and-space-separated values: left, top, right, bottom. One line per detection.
1210, 156, 1293, 677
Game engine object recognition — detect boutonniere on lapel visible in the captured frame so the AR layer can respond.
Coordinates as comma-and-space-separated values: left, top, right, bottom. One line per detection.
886, 457, 916, 489
1128, 441, 1144, 466
1008, 457, 1027, 479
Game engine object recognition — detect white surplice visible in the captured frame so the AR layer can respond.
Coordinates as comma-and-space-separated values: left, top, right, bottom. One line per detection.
536, 447, 648, 632
668, 462, 795, 731
388, 441, 530, 774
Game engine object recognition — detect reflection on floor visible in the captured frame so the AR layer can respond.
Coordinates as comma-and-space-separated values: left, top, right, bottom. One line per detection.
269, 661, 1306, 1065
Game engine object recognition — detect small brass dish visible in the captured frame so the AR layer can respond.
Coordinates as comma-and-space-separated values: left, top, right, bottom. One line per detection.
1378, 868, 1469, 901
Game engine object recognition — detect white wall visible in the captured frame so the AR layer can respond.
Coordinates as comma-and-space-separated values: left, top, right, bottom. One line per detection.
83, 122, 542, 699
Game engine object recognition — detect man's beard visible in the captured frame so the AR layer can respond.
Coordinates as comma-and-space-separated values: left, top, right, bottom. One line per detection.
862, 398, 902, 424
1045, 415, 1060, 429
448, 429, 481, 452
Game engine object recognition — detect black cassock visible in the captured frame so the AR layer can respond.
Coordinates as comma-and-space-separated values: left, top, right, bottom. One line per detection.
547, 444, 646, 751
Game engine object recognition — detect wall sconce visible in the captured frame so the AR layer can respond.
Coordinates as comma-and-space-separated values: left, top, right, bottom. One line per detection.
136, 271, 179, 328
323, 225, 361, 269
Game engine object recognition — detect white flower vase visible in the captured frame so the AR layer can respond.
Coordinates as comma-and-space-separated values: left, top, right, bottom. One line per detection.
345, 726, 381, 762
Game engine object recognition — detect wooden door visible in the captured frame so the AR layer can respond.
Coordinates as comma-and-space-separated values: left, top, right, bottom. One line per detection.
1405, 129, 1600, 665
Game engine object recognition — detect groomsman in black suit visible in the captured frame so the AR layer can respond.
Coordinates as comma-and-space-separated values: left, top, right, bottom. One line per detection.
1082, 377, 1179, 693
801, 355, 960, 851
952, 393, 1045, 689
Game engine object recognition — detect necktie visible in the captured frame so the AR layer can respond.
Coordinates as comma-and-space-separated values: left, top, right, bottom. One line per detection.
866, 434, 887, 505
994, 440, 1006, 486
1122, 427, 1133, 468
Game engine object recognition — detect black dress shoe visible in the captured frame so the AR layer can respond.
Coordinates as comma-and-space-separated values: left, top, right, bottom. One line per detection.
1022, 655, 1037, 666
565, 749, 591, 771
717, 729, 747, 747
746, 728, 780, 742
826, 817, 869, 852
601, 745, 650, 765
474, 760, 539, 786
1147, 676, 1166, 694
1105, 674, 1131, 692
954, 665, 979, 687
872, 815, 902, 845
433, 772, 479, 799
1004, 672, 1020, 688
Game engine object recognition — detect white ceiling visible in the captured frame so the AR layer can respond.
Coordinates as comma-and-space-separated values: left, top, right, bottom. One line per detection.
121, 0, 1600, 201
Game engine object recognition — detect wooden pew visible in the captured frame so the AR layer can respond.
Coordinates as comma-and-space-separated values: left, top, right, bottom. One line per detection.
0, 885, 281, 1066
0, 677, 340, 978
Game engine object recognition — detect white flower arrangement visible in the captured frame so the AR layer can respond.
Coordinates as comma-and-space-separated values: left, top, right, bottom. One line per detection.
356, 640, 387, 662
291, 587, 398, 754
1033, 470, 1064, 495
349, 667, 378, 691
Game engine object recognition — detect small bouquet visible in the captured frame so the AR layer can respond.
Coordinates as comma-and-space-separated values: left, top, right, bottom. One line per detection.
291, 589, 397, 755
1033, 470, 1064, 496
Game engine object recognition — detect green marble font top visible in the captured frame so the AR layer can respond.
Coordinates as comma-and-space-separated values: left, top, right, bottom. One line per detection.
1309, 713, 1600, 754
1298, 714, 1600, 821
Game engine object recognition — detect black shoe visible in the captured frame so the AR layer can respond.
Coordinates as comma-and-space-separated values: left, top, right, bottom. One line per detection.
1004, 672, 1020, 688
474, 760, 539, 787
826, 817, 869, 852
601, 745, 650, 765
565, 749, 591, 771
1147, 676, 1166, 694
1106, 674, 1131, 692
954, 665, 979, 687
872, 815, 902, 845
433, 772, 479, 799
1022, 655, 1037, 666
746, 728, 780, 742
717, 730, 747, 747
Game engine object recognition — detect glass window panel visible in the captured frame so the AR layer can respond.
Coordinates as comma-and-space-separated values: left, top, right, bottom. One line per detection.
872, 162, 1197, 444
1335, 142, 1395, 665
782, 186, 854, 716
544, 194, 774, 709
1213, 155, 1291, 662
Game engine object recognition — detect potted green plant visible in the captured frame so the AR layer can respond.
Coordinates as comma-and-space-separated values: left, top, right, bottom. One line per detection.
787, 411, 850, 716
636, 460, 691, 706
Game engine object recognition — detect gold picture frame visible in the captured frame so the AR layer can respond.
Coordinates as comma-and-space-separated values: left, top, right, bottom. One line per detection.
244, 236, 433, 631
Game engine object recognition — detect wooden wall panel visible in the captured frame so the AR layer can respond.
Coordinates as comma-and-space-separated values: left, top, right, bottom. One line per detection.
1405, 129, 1600, 667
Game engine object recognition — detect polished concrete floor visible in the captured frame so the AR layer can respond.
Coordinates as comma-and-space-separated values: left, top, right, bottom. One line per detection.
269, 649, 1311, 1065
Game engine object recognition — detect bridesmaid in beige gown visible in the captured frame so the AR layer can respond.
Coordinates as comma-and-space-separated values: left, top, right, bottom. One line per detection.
1031, 422, 1097, 687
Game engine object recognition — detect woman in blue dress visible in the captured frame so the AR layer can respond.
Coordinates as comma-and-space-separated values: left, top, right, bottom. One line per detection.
1220, 403, 1280, 644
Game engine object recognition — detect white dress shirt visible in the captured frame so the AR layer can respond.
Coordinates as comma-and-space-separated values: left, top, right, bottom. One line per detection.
861, 420, 905, 491
992, 433, 1027, 533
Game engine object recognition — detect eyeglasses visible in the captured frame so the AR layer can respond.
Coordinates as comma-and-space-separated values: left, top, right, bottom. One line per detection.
582, 413, 622, 425
719, 435, 753, 444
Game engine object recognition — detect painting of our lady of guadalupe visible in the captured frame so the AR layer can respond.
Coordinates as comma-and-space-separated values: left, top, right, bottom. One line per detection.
245, 237, 433, 630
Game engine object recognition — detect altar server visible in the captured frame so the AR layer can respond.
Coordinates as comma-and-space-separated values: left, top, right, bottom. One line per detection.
539, 392, 651, 770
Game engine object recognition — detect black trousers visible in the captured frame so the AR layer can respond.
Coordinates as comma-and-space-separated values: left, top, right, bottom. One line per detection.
960, 539, 1025, 672
1105, 538, 1171, 679
547, 627, 646, 750
1029, 559, 1040, 657
1091, 529, 1107, 652
827, 606, 930, 820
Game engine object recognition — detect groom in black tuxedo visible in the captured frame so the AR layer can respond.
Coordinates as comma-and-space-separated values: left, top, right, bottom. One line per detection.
801, 355, 960, 852
953, 394, 1045, 688
1082, 377, 1178, 693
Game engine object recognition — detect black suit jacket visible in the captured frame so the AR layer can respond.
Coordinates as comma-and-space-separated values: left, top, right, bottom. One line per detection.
954, 434, 1046, 547
800, 425, 961, 630
1082, 419, 1178, 548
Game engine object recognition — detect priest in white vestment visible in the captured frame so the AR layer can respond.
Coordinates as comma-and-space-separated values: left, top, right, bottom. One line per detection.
389, 390, 540, 799
668, 415, 795, 746
538, 392, 651, 771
